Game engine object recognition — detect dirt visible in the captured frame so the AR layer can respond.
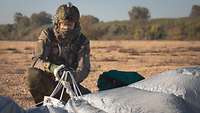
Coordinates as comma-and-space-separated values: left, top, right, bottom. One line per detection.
0, 40, 200, 108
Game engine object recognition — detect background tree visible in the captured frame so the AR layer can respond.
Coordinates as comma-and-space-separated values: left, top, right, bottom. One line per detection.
0, 24, 15, 40
128, 6, 151, 22
190, 5, 200, 18
1, 6, 200, 41
30, 11, 52, 27
80, 15, 100, 39
14, 12, 30, 28
80, 15, 99, 25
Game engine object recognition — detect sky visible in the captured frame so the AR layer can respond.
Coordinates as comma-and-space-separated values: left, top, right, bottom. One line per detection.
0, 0, 200, 24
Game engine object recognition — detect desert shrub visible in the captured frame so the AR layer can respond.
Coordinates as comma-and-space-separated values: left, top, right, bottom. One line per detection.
146, 24, 166, 40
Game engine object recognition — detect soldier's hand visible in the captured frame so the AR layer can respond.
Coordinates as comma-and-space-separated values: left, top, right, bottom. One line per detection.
53, 64, 67, 81
54, 64, 75, 81
53, 64, 63, 81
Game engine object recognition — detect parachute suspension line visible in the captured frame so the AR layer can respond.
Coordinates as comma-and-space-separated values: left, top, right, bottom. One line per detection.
59, 71, 68, 100
50, 70, 82, 100
50, 71, 66, 97
31, 70, 81, 107
68, 71, 82, 97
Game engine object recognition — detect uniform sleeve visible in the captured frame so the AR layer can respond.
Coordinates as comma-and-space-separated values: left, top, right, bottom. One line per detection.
35, 30, 48, 58
74, 39, 91, 83
33, 29, 56, 73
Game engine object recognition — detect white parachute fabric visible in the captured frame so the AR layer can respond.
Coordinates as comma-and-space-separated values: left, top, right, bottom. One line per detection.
1, 66, 200, 113
27, 96, 106, 113
65, 99, 106, 113
27, 97, 68, 113
79, 87, 199, 113
129, 66, 200, 109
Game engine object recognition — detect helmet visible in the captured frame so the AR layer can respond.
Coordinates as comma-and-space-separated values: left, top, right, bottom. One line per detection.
54, 3, 80, 24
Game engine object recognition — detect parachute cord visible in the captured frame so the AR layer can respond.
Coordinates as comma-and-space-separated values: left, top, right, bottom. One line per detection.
50, 70, 82, 99
30, 101, 43, 108
50, 71, 66, 97
31, 70, 82, 107
68, 71, 82, 97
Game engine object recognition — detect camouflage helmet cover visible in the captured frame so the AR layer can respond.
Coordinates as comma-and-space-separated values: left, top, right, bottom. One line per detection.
54, 3, 80, 24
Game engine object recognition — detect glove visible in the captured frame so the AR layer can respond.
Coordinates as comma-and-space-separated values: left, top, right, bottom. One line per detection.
53, 64, 74, 81
53, 64, 66, 81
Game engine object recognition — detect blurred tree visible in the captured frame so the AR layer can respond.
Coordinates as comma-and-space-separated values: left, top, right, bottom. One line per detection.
108, 24, 128, 35
14, 12, 31, 39
133, 25, 146, 40
80, 15, 99, 25
1, 12, 52, 40
14, 13, 23, 24
190, 5, 200, 18
128, 6, 150, 22
146, 24, 166, 40
128, 6, 150, 39
80, 15, 100, 39
1, 8, 200, 41
186, 21, 200, 40
0, 24, 15, 40
30, 11, 52, 27
14, 12, 30, 28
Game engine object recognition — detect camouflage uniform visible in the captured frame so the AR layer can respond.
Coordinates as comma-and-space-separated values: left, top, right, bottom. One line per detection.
27, 4, 91, 104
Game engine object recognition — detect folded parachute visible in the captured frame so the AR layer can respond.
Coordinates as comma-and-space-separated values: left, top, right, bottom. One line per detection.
0, 66, 200, 113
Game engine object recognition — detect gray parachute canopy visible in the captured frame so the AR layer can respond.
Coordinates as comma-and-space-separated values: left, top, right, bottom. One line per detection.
0, 66, 200, 113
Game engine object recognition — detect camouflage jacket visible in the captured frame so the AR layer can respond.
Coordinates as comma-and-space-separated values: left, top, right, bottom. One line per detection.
33, 27, 90, 83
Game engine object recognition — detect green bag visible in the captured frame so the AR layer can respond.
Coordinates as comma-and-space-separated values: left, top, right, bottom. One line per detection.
97, 70, 144, 91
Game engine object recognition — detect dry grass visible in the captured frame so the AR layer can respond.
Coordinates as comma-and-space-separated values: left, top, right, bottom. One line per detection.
0, 40, 200, 108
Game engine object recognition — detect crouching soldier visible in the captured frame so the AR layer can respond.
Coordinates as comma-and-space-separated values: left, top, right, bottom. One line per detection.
27, 3, 91, 105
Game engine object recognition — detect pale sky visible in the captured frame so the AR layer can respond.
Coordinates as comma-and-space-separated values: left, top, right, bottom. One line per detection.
0, 0, 200, 24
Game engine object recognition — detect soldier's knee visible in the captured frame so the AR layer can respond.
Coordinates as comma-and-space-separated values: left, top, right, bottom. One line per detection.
27, 68, 43, 88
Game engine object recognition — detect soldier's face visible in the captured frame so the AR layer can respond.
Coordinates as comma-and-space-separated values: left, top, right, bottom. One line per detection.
59, 20, 75, 32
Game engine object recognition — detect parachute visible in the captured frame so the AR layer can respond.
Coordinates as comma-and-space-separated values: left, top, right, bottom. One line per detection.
1, 66, 200, 113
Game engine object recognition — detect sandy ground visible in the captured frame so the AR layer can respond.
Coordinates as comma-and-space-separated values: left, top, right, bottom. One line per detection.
0, 40, 200, 108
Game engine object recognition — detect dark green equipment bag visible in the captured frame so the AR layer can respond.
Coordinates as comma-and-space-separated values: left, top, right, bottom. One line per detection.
97, 70, 145, 91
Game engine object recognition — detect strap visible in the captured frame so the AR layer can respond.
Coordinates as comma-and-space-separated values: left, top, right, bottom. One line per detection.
50, 70, 82, 100
31, 56, 40, 68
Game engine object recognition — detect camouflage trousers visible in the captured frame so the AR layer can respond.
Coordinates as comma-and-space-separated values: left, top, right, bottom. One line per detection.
27, 68, 91, 104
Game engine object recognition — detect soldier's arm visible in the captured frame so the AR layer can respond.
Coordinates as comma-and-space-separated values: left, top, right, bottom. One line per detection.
35, 30, 48, 59
74, 39, 91, 83
34, 29, 57, 73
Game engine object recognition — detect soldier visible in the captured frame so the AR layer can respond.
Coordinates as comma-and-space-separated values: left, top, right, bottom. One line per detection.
27, 3, 91, 105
